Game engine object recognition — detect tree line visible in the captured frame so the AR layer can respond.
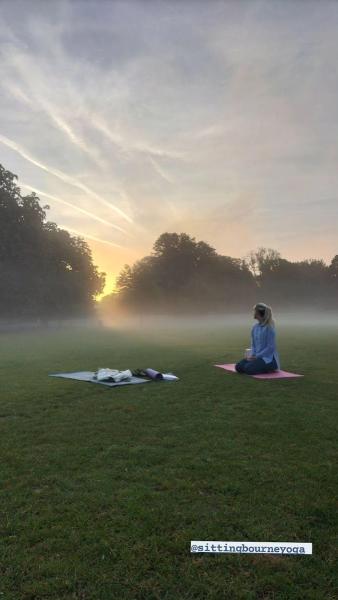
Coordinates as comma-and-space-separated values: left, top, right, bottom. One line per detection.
101, 233, 338, 314
1, 162, 337, 319
0, 164, 105, 320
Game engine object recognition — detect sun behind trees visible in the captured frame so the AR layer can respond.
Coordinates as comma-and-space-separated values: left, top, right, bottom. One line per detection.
103, 232, 256, 315
101, 234, 338, 316
2, 162, 337, 322
0, 164, 105, 322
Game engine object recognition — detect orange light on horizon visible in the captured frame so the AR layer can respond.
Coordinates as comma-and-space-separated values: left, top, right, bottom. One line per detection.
96, 273, 117, 300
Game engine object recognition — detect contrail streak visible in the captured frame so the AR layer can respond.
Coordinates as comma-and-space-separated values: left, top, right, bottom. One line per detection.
0, 134, 133, 223
21, 184, 128, 234
6, 82, 106, 170
90, 115, 186, 160
46, 108, 107, 171
58, 225, 124, 248
148, 156, 175, 184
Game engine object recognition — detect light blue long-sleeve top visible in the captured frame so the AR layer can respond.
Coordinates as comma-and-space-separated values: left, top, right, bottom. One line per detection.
251, 323, 281, 369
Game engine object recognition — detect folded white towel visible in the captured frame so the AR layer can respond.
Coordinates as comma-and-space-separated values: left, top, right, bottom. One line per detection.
94, 368, 132, 382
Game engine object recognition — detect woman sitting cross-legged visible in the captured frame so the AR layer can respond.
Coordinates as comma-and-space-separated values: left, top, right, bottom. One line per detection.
235, 303, 281, 375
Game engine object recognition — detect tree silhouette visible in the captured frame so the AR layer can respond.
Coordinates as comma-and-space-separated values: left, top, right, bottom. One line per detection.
103, 236, 338, 315
329, 255, 338, 279
0, 164, 105, 319
107, 232, 257, 314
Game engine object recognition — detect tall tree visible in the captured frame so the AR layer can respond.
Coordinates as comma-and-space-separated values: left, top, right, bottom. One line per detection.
0, 164, 105, 319
109, 232, 256, 313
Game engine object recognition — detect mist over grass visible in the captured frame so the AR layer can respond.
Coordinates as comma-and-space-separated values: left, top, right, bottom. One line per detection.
100, 309, 338, 334
2, 308, 338, 338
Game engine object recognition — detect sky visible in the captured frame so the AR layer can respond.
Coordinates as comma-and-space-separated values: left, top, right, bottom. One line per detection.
1, 0, 338, 296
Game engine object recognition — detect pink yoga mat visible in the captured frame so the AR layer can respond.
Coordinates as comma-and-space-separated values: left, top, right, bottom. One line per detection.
215, 364, 303, 379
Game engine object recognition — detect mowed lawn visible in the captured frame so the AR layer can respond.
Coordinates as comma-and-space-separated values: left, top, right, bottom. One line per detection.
0, 322, 337, 600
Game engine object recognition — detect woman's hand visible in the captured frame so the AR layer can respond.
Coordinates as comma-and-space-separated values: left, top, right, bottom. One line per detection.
247, 355, 256, 361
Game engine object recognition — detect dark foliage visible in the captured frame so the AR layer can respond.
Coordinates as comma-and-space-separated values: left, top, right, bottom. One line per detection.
102, 235, 338, 315
0, 164, 105, 319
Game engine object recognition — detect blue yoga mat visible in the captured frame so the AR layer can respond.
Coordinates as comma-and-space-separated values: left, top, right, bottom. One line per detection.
49, 371, 150, 387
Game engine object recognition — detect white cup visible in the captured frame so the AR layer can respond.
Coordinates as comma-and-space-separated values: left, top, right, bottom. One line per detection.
244, 348, 252, 359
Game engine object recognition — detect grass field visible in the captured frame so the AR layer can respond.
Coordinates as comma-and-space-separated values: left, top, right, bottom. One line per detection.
0, 320, 337, 599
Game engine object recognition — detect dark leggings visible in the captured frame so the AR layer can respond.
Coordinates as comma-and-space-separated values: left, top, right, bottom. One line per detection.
235, 356, 278, 375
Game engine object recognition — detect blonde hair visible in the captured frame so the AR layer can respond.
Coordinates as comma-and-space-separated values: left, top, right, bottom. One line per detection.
253, 302, 275, 327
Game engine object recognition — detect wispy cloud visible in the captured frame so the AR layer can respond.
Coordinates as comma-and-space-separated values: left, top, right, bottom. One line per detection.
0, 0, 337, 288
5, 81, 107, 170
58, 225, 124, 249
0, 134, 133, 225
89, 114, 185, 160
148, 157, 175, 184
21, 183, 127, 233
